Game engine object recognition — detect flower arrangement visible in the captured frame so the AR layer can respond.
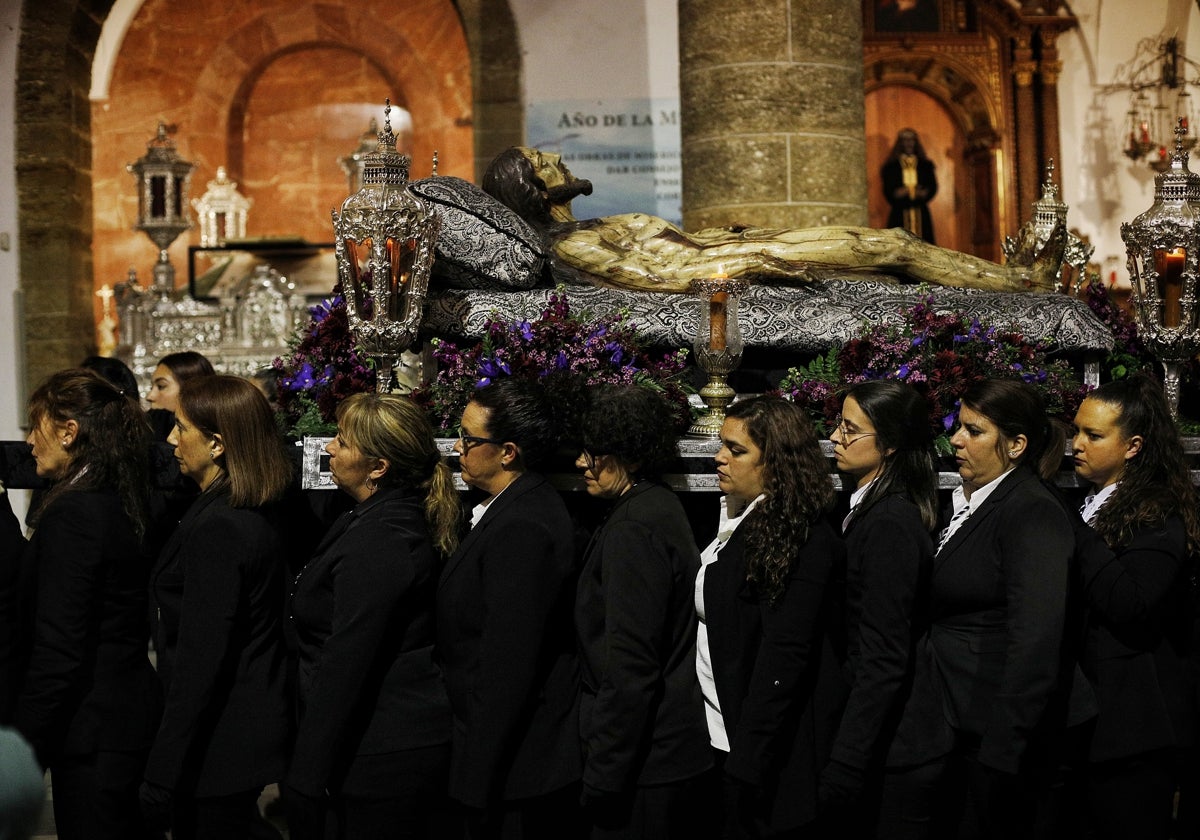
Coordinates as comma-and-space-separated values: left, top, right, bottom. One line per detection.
778, 296, 1087, 453
273, 288, 376, 438
412, 289, 692, 436
1079, 276, 1153, 382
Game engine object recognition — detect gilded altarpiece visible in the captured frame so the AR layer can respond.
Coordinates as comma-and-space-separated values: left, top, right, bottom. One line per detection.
863, 0, 1076, 263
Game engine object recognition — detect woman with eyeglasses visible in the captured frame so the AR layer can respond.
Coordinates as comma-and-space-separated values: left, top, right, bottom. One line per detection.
696, 395, 845, 839
437, 377, 582, 838
822, 381, 948, 839
930, 378, 1079, 837
1070, 375, 1200, 840
283, 393, 460, 840
572, 384, 711, 839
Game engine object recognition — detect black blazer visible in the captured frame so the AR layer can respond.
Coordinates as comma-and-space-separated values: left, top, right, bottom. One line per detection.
12, 489, 161, 767
1079, 514, 1195, 762
833, 493, 948, 772
286, 487, 452, 797
703, 517, 846, 832
929, 466, 1074, 774
575, 482, 711, 793
144, 490, 290, 797
0, 489, 24, 722
436, 472, 581, 809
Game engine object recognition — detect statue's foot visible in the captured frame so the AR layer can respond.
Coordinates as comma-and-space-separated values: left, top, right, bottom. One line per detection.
1008, 219, 1066, 291
1028, 221, 1067, 291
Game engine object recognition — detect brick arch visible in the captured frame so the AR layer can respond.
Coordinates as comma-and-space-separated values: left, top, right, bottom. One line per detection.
15, 0, 521, 392
221, 43, 398, 183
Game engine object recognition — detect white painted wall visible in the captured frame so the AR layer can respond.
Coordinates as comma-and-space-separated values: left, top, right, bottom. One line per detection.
1058, 0, 1200, 286
0, 2, 29, 523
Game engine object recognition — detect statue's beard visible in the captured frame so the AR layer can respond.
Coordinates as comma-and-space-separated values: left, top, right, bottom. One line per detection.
546, 180, 592, 205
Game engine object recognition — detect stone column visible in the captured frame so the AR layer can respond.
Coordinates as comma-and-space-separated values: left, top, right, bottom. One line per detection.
679, 0, 867, 231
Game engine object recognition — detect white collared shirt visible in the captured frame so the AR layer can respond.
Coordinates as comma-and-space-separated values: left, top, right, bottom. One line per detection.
941, 468, 1014, 546
842, 479, 875, 533
1080, 482, 1118, 525
469, 481, 512, 529
695, 493, 764, 752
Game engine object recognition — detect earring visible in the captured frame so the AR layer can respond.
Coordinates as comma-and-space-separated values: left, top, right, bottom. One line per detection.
1008, 450, 1017, 457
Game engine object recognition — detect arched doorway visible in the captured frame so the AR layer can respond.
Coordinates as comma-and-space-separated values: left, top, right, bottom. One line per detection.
866, 86, 963, 253
15, 0, 522, 390
864, 48, 1007, 263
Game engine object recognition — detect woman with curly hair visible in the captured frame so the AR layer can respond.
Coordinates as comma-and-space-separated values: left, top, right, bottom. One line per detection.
9, 368, 161, 840
284, 392, 461, 840
1070, 375, 1200, 839
573, 384, 711, 839
695, 395, 845, 838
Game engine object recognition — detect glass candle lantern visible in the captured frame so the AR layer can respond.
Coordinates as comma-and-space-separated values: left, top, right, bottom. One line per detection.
688, 274, 749, 437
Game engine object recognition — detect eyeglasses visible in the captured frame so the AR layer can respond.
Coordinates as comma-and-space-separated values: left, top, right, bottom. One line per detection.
579, 450, 608, 472
833, 414, 877, 448
458, 433, 504, 453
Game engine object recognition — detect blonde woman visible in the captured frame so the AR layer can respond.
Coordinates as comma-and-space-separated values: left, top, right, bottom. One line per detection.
284, 393, 460, 840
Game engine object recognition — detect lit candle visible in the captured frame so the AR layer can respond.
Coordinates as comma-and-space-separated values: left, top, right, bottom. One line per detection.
708, 269, 730, 351
1156, 248, 1187, 328
709, 290, 729, 351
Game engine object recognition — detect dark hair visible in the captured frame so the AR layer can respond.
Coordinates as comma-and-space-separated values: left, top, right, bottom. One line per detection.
336, 393, 461, 555
80, 355, 139, 399
27, 368, 151, 539
158, 351, 215, 382
959, 378, 1065, 481
1085, 375, 1200, 551
469, 378, 558, 471
178, 375, 292, 507
727, 395, 835, 605
886, 127, 930, 162
846, 380, 938, 531
579, 385, 679, 481
482, 147, 554, 228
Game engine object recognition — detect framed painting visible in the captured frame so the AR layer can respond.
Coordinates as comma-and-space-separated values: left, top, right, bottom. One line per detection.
874, 0, 941, 33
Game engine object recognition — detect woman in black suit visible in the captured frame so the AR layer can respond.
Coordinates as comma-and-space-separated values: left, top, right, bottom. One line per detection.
1070, 375, 1200, 839
573, 385, 711, 839
140, 375, 293, 840
10, 369, 160, 840
283, 392, 460, 839
932, 378, 1077, 838
821, 380, 947, 839
437, 377, 582, 839
696, 395, 845, 839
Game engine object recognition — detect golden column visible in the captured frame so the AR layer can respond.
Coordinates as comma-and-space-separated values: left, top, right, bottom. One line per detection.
679, 0, 868, 231
1011, 30, 1041, 216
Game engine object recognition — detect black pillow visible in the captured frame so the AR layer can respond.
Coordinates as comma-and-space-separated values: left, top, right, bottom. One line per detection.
409, 176, 547, 290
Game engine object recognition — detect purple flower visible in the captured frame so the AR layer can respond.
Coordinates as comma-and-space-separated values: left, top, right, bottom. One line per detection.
519, 320, 534, 341
897, 364, 910, 378
943, 412, 957, 431
310, 295, 344, 323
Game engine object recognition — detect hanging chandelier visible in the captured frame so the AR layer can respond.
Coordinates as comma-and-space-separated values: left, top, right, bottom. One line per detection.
1118, 36, 1199, 173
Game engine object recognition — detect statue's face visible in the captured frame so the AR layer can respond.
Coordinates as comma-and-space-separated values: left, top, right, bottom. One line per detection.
898, 131, 918, 154
520, 148, 574, 190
